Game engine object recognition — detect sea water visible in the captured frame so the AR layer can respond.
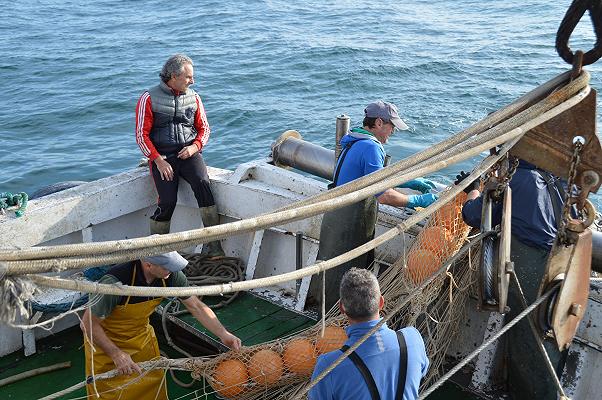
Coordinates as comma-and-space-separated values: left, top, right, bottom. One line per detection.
1, 0, 601, 211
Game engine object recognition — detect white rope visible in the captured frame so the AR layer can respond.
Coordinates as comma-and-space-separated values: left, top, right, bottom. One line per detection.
0, 70, 589, 270
24, 85, 591, 297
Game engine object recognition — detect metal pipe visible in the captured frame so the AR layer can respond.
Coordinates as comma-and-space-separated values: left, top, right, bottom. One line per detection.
335, 114, 350, 160
272, 137, 335, 180
296, 231, 303, 296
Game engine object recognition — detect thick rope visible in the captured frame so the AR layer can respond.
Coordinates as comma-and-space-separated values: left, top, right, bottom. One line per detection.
1, 84, 588, 278
181, 255, 244, 308
0, 70, 589, 266
21, 86, 591, 298
24, 144, 514, 299
275, 70, 582, 214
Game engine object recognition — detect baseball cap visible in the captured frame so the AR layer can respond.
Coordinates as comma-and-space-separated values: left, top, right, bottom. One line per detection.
142, 251, 189, 272
364, 101, 409, 131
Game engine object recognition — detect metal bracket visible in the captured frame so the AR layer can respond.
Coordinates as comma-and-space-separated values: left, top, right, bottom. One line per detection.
538, 229, 592, 350
510, 88, 602, 195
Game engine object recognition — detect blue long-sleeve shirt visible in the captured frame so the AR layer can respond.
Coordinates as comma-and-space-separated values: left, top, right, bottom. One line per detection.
462, 161, 564, 251
309, 321, 429, 400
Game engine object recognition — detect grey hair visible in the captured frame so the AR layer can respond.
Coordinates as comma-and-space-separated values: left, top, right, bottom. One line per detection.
339, 268, 381, 320
160, 54, 193, 83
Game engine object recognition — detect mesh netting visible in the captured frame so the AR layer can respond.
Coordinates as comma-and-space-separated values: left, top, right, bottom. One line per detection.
196, 320, 348, 399
187, 190, 478, 399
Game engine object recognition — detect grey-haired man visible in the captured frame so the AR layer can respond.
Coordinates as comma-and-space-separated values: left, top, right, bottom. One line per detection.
81, 251, 240, 399
314, 101, 438, 311
310, 268, 429, 400
135, 54, 224, 257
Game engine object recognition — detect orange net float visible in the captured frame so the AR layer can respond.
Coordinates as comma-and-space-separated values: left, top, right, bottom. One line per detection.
212, 359, 248, 398
407, 249, 442, 285
283, 338, 317, 375
248, 349, 284, 385
417, 226, 455, 259
315, 325, 348, 354
432, 192, 468, 235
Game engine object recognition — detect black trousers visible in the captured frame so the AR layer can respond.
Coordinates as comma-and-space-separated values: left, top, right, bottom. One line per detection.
150, 152, 215, 221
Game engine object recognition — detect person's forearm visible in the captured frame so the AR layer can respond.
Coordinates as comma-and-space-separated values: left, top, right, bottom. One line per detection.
82, 311, 122, 358
186, 298, 229, 339
377, 188, 409, 208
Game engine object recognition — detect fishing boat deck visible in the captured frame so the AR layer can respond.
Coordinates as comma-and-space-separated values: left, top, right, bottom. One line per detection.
0, 292, 315, 400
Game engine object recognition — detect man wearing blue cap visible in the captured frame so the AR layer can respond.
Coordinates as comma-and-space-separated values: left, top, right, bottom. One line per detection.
314, 101, 438, 311
81, 251, 241, 400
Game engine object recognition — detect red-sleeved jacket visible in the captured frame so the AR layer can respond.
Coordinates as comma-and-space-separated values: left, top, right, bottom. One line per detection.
135, 89, 210, 161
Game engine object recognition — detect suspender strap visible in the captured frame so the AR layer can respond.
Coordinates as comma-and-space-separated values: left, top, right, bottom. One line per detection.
536, 170, 565, 228
340, 345, 381, 400
395, 331, 408, 400
330, 139, 362, 188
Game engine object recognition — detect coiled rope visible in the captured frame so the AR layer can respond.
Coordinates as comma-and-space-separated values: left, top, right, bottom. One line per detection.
0, 192, 28, 217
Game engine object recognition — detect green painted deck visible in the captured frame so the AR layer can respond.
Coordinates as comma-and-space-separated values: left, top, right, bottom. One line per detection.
0, 292, 315, 400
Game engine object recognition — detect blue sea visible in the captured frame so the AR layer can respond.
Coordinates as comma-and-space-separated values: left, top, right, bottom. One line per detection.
1, 0, 601, 213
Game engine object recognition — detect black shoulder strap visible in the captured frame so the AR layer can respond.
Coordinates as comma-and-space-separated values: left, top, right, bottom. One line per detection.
340, 345, 380, 400
395, 331, 408, 400
330, 139, 361, 189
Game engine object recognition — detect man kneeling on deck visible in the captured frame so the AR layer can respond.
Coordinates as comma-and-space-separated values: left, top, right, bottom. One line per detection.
309, 268, 429, 400
81, 251, 241, 400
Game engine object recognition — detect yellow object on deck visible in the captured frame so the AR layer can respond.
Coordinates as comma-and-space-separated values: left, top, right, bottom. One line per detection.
84, 268, 167, 400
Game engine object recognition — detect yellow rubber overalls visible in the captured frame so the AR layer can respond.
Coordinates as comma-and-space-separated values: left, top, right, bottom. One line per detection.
84, 265, 168, 400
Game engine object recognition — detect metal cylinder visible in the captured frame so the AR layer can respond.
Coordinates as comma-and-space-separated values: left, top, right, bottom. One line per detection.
335, 114, 350, 160
272, 137, 335, 180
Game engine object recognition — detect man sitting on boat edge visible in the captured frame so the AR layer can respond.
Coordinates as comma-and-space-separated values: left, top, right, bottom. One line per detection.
80, 251, 241, 400
135, 53, 225, 257
313, 100, 438, 311
309, 268, 429, 400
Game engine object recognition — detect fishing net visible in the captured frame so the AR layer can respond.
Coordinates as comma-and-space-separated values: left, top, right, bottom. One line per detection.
187, 189, 477, 399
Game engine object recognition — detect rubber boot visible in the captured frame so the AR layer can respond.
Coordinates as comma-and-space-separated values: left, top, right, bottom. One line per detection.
200, 205, 225, 258
150, 219, 171, 235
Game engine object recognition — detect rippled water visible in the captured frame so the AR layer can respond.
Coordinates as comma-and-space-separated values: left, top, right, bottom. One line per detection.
1, 0, 601, 213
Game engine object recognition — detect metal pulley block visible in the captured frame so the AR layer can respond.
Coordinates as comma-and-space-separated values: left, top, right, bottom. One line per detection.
536, 228, 593, 350
510, 86, 602, 198
477, 182, 512, 313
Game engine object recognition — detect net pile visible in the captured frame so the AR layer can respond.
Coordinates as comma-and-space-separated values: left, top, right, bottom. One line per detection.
198, 322, 348, 399
192, 190, 478, 399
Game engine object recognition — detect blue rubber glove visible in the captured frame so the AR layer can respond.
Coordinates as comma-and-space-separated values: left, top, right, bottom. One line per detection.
398, 178, 437, 194
406, 193, 438, 210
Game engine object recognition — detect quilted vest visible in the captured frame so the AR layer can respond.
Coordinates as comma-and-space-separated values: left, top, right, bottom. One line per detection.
148, 82, 198, 153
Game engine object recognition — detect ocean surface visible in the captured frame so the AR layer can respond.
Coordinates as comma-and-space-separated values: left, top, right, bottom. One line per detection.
1, 0, 602, 212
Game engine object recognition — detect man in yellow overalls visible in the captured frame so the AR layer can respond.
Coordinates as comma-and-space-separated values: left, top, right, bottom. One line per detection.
81, 251, 241, 399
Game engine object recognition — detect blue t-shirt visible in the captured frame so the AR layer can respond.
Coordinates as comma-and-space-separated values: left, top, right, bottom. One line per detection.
462, 161, 564, 251
335, 129, 385, 187
309, 321, 429, 400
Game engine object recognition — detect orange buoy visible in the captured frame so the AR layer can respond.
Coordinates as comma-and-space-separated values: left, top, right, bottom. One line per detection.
417, 226, 455, 259
407, 249, 441, 284
283, 338, 317, 375
248, 349, 284, 385
316, 326, 347, 354
432, 202, 461, 234
212, 359, 248, 398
